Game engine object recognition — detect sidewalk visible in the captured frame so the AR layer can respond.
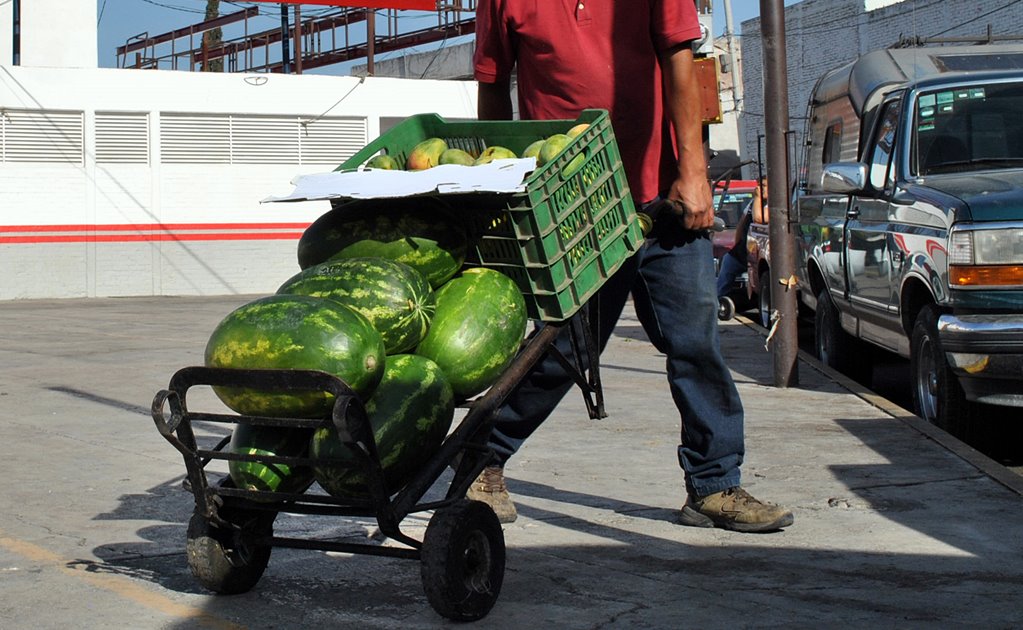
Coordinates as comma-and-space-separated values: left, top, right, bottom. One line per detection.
0, 295, 1020, 629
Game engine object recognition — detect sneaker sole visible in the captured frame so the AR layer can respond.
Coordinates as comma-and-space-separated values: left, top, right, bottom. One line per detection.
466, 490, 518, 524
679, 506, 794, 533
677, 505, 715, 528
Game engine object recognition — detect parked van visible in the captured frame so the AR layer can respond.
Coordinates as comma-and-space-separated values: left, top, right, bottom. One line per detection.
794, 43, 1023, 438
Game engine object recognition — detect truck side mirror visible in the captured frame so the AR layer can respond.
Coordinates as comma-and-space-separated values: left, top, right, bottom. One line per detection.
821, 162, 868, 194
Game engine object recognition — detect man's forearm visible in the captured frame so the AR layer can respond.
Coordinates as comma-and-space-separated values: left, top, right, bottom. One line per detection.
660, 45, 708, 182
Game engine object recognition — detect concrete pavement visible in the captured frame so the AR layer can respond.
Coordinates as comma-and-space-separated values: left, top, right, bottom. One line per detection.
0, 295, 1021, 629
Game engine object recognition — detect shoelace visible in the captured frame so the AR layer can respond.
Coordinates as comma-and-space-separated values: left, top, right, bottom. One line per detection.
722, 487, 764, 506
475, 470, 507, 493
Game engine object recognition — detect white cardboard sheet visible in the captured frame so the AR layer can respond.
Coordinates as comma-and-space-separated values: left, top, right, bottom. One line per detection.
262, 158, 537, 203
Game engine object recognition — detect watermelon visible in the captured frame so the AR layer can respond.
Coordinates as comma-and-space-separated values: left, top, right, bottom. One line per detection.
297, 198, 467, 288
311, 354, 455, 499
277, 257, 436, 355
415, 267, 527, 399
204, 294, 386, 418
228, 423, 315, 498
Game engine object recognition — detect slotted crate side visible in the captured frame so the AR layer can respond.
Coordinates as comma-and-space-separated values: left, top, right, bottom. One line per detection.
475, 198, 643, 318
336, 109, 643, 321
502, 161, 630, 266
517, 117, 620, 237
472, 153, 640, 286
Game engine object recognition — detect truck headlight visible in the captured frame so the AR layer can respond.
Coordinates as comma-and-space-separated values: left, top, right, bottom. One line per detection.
949, 226, 1023, 287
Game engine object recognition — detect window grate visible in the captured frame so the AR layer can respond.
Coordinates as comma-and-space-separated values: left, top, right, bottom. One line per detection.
159, 113, 366, 165
96, 112, 150, 164
1, 110, 84, 164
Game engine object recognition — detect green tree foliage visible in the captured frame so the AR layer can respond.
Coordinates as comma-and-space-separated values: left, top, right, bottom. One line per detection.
202, 0, 223, 72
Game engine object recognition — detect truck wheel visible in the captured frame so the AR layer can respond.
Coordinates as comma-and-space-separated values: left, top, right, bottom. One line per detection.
758, 270, 772, 328
814, 288, 872, 384
186, 507, 274, 595
910, 306, 978, 439
421, 500, 505, 621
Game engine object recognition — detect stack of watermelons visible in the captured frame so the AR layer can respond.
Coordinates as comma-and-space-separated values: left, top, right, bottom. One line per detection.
203, 195, 528, 500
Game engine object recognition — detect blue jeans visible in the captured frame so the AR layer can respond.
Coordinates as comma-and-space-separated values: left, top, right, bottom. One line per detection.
716, 251, 746, 298
488, 212, 745, 498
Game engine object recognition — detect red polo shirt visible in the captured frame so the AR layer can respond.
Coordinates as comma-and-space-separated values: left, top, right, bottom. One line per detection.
473, 0, 702, 204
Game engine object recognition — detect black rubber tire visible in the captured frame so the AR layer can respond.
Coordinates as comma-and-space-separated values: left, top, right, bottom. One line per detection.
186, 507, 274, 595
758, 269, 773, 329
421, 500, 505, 622
910, 305, 978, 439
814, 288, 872, 384
717, 296, 736, 321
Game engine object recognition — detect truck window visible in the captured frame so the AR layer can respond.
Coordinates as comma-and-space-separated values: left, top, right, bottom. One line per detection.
914, 81, 1023, 175
822, 121, 842, 165
868, 100, 902, 191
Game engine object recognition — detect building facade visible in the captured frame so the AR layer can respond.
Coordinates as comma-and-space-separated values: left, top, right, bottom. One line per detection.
739, 0, 1023, 177
0, 67, 476, 299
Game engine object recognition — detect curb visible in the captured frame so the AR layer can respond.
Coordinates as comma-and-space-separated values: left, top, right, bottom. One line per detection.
736, 315, 1023, 498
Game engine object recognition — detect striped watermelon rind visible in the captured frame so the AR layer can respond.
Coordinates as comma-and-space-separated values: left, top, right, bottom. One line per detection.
277, 257, 436, 355
204, 294, 386, 418
415, 267, 527, 400
311, 353, 455, 499
298, 198, 467, 289
228, 423, 315, 498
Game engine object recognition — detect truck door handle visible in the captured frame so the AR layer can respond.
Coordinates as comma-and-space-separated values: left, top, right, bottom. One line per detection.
847, 207, 860, 219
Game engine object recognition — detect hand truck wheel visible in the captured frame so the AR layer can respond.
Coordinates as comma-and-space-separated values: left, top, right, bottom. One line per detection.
185, 498, 276, 595
717, 296, 736, 321
420, 499, 505, 621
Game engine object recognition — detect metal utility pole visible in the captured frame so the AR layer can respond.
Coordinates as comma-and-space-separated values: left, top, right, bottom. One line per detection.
759, 0, 799, 387
293, 4, 303, 74
366, 9, 376, 76
279, 3, 291, 73
12, 0, 20, 65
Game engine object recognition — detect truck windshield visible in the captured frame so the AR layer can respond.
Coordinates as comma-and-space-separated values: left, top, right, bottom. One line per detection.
712, 191, 754, 228
913, 81, 1023, 176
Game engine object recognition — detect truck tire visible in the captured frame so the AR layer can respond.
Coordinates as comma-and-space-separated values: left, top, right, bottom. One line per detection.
910, 305, 978, 439
814, 288, 872, 384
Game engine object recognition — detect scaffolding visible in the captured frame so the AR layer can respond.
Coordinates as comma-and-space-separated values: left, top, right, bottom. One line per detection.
115, 3, 477, 75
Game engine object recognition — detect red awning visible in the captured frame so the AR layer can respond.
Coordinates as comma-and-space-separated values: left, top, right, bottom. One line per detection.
247, 1, 437, 9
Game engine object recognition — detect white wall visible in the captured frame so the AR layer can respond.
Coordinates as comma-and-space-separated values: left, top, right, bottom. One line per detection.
0, 0, 12, 66
0, 66, 478, 299
0, 0, 98, 68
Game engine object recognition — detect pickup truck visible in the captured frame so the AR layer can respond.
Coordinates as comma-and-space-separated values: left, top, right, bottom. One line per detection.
793, 43, 1023, 438
712, 180, 758, 318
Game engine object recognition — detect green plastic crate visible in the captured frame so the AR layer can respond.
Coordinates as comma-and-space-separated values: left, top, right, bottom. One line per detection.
338, 109, 644, 321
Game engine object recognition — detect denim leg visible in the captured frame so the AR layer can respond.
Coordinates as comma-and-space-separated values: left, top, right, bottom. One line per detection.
716, 252, 744, 298
488, 221, 745, 498
487, 254, 638, 464
632, 226, 744, 497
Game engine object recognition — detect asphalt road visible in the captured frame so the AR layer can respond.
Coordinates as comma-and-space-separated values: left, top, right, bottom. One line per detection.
865, 348, 1023, 475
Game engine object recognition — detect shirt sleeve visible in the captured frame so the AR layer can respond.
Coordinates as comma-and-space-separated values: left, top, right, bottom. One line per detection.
473, 0, 515, 84
651, 0, 704, 52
